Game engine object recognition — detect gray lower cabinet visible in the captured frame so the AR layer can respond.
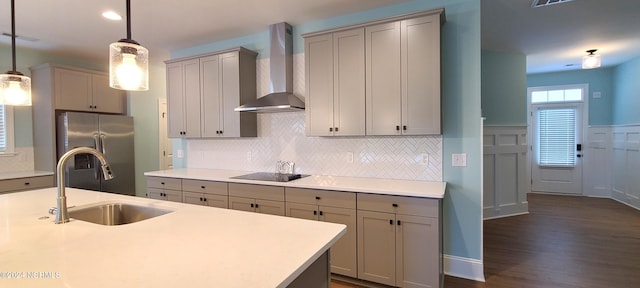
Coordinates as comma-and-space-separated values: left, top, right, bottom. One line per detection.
182, 179, 228, 208
357, 193, 441, 288
147, 176, 183, 203
228, 183, 285, 216
0, 175, 54, 194
285, 188, 358, 278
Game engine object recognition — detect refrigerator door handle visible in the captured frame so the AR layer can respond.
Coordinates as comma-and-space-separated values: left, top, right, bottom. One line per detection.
93, 133, 101, 181
99, 134, 107, 155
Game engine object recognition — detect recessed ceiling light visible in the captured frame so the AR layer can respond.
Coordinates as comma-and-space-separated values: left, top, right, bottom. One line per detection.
102, 11, 122, 21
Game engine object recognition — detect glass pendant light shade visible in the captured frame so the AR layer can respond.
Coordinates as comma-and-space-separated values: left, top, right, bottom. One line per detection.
0, 72, 32, 106
582, 49, 601, 69
109, 40, 149, 91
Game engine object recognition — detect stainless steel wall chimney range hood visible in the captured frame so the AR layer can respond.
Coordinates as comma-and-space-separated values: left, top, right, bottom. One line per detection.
235, 22, 305, 113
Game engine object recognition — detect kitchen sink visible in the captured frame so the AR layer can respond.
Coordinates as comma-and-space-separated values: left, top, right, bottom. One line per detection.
68, 202, 173, 226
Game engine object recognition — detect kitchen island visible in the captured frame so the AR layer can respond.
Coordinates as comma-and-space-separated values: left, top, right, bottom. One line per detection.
0, 188, 345, 288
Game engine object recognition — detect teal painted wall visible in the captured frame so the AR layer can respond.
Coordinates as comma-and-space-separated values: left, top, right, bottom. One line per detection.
527, 68, 614, 126
481, 50, 527, 125
612, 55, 640, 125
0, 44, 105, 148
171, 0, 483, 261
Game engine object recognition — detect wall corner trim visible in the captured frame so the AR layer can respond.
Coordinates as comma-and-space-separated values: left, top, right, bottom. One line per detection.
444, 254, 486, 282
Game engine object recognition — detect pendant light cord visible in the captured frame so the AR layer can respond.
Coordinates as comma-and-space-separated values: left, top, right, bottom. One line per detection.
10, 0, 17, 72
126, 0, 132, 40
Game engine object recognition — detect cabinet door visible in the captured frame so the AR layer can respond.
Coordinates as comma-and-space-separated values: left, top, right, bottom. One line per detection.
166, 62, 187, 137
220, 51, 241, 137
229, 196, 256, 212
183, 191, 206, 206
396, 215, 439, 288
204, 194, 229, 209
147, 187, 165, 200
305, 34, 334, 136
167, 59, 201, 138
357, 210, 396, 286
54, 68, 92, 111
286, 202, 318, 220
165, 189, 183, 203
91, 74, 125, 114
401, 15, 441, 135
200, 55, 222, 137
366, 22, 402, 136
320, 206, 357, 278
255, 199, 285, 216
333, 28, 365, 136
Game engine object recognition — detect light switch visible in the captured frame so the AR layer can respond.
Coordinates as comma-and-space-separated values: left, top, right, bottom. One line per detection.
452, 153, 467, 167
176, 149, 184, 158
593, 92, 601, 99
347, 152, 354, 163
420, 153, 429, 166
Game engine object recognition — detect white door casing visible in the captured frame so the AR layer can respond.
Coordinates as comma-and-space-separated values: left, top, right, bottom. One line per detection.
158, 99, 173, 170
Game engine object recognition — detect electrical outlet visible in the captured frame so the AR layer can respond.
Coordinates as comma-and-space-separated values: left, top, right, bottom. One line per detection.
347, 152, 354, 163
452, 153, 467, 167
247, 151, 252, 162
176, 149, 184, 158
420, 153, 429, 166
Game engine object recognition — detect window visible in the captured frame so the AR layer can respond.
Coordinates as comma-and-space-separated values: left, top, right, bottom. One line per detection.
537, 107, 576, 167
531, 88, 583, 103
0, 104, 14, 154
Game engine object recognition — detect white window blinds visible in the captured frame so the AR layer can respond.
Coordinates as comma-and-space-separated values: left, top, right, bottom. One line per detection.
537, 108, 576, 167
0, 105, 6, 152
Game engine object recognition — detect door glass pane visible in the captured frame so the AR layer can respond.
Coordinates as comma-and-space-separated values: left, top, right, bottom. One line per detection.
548, 90, 564, 102
564, 89, 582, 101
531, 91, 547, 103
537, 108, 576, 167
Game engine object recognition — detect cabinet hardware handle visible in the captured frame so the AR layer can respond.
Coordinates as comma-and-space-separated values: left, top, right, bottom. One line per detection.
389, 219, 393, 225
396, 125, 400, 131
397, 220, 401, 226
319, 211, 323, 216
314, 210, 317, 215
315, 196, 320, 200
203, 198, 207, 202
161, 182, 165, 185
201, 186, 205, 189
251, 203, 254, 208
24, 182, 30, 185
335, 127, 339, 132
200, 197, 203, 201
329, 127, 333, 132
255, 204, 259, 208
220, 130, 223, 134
392, 203, 398, 207
403, 125, 407, 130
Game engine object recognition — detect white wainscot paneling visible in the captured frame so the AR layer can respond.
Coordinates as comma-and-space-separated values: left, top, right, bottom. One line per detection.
611, 126, 640, 210
483, 126, 529, 219
584, 127, 612, 198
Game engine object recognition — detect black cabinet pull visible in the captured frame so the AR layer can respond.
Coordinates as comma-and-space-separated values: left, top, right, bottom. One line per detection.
201, 186, 205, 189
319, 211, 324, 216
203, 198, 207, 202
255, 203, 259, 208
396, 125, 400, 131
335, 127, 339, 132
315, 196, 321, 200
397, 220, 401, 226
389, 219, 393, 225
24, 182, 30, 186
199, 197, 203, 201
403, 125, 407, 130
314, 210, 317, 215
220, 130, 223, 134
251, 203, 254, 208
392, 203, 398, 207
161, 182, 165, 185
329, 127, 333, 132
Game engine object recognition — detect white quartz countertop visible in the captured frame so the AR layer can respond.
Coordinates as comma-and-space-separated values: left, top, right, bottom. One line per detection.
0, 170, 53, 180
145, 168, 446, 199
0, 188, 345, 288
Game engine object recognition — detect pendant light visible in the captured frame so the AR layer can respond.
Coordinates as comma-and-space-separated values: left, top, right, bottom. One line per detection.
582, 49, 601, 69
0, 0, 32, 106
109, 0, 149, 91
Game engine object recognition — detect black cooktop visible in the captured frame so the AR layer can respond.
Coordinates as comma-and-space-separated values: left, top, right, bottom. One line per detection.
231, 172, 309, 182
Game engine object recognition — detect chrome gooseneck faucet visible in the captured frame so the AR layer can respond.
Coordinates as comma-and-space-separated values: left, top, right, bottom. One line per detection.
55, 147, 114, 224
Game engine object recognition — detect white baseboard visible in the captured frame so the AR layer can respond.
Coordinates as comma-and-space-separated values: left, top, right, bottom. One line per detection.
444, 254, 485, 282
483, 211, 529, 220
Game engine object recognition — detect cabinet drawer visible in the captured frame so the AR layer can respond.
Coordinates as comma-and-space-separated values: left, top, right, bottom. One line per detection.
147, 177, 182, 190
0, 175, 54, 193
228, 183, 284, 201
182, 179, 227, 195
285, 187, 356, 209
357, 193, 439, 218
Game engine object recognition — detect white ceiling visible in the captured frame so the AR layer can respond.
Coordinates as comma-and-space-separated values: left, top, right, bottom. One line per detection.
482, 0, 640, 74
0, 0, 409, 65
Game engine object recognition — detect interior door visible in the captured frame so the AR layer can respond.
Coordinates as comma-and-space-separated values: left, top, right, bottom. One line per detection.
531, 103, 583, 194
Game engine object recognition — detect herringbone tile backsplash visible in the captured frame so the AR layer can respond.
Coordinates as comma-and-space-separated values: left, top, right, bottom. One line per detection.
186, 55, 442, 181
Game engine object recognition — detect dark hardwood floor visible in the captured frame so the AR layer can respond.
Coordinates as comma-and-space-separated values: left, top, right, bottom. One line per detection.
332, 193, 640, 288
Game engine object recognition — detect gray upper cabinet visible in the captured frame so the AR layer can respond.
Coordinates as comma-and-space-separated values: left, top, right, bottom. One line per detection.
304, 9, 443, 137
166, 47, 257, 139
367, 14, 442, 135
53, 66, 125, 114
305, 28, 366, 137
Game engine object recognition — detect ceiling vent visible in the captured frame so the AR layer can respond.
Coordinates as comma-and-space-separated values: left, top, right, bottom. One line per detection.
531, 0, 574, 8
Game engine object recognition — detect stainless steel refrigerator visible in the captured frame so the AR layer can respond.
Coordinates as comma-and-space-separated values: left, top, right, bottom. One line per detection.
57, 112, 135, 196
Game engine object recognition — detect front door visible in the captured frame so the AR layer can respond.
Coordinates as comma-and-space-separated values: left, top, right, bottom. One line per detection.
529, 85, 586, 194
